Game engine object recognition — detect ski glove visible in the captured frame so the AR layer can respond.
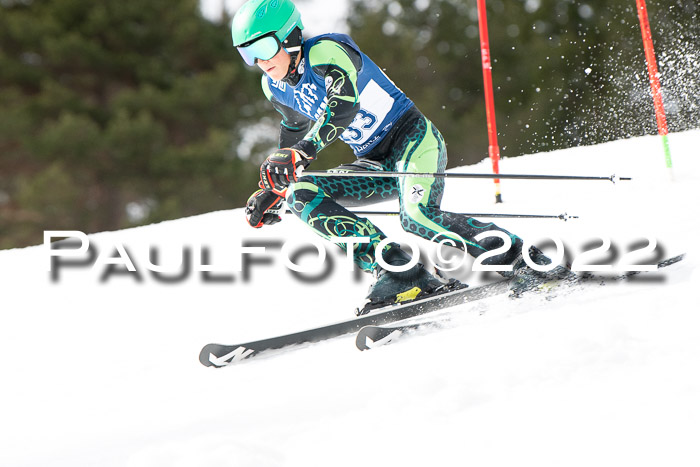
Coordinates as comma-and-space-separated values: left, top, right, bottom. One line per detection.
245, 189, 284, 228
259, 146, 315, 196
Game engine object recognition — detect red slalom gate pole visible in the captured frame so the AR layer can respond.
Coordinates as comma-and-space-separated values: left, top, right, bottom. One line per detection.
635, 0, 674, 175
476, 0, 503, 203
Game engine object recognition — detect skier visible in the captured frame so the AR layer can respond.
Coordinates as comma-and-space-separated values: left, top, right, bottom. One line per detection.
232, 0, 561, 314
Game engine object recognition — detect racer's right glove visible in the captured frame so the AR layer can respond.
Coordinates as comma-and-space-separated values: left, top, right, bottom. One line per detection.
245, 189, 284, 228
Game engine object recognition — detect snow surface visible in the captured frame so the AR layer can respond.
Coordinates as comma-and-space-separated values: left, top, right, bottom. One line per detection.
2, 130, 700, 467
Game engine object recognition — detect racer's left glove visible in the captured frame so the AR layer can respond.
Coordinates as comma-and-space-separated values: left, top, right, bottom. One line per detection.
259, 143, 316, 195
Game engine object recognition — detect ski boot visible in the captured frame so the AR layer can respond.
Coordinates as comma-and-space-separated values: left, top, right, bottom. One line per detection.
509, 246, 577, 297
356, 243, 466, 316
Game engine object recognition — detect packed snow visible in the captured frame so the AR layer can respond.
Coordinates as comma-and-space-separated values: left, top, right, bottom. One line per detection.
1, 129, 699, 467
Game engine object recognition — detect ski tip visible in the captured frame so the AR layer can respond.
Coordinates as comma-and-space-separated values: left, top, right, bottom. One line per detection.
355, 327, 378, 351
355, 326, 405, 351
199, 344, 218, 367
355, 334, 371, 351
199, 344, 258, 368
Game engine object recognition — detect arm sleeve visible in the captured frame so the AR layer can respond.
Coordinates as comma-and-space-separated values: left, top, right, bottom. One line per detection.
261, 76, 313, 149
300, 39, 362, 155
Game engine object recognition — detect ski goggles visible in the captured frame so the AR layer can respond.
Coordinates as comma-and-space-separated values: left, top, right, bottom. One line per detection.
237, 34, 282, 66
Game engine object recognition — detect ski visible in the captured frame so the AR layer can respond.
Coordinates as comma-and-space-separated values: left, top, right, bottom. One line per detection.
356, 320, 439, 351
199, 278, 511, 367
355, 254, 686, 351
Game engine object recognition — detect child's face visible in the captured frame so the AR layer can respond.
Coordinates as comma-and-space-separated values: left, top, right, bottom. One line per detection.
257, 48, 291, 81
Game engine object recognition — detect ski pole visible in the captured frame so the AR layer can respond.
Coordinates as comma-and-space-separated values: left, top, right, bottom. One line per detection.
302, 170, 630, 183
284, 209, 578, 221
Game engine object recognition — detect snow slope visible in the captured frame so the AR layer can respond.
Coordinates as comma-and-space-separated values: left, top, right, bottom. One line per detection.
1, 130, 699, 467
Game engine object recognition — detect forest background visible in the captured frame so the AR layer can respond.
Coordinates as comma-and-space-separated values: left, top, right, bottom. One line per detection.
1, 0, 698, 249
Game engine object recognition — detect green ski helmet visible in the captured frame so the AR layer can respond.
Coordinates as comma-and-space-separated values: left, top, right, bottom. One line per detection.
232, 0, 304, 66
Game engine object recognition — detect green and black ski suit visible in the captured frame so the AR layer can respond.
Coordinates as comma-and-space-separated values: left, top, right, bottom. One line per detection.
263, 33, 523, 273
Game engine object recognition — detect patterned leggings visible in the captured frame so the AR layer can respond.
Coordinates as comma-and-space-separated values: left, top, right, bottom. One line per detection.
286, 108, 523, 272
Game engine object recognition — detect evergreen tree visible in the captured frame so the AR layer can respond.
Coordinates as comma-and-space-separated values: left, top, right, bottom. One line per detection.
0, 0, 263, 248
